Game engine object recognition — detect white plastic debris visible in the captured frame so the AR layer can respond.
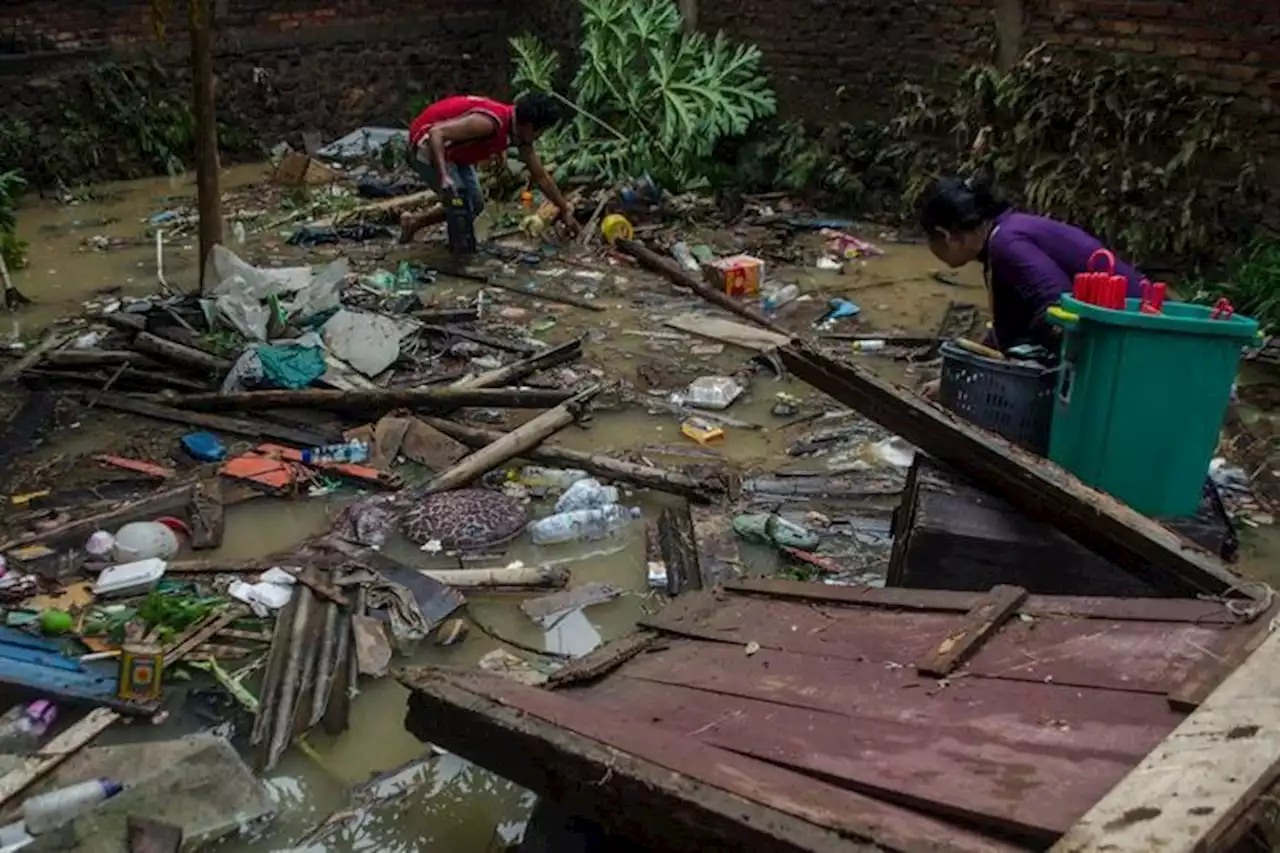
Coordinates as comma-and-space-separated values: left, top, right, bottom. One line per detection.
680, 376, 743, 410
229, 568, 297, 616
84, 531, 116, 558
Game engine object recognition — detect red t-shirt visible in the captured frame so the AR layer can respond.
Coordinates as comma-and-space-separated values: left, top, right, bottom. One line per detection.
408, 96, 516, 166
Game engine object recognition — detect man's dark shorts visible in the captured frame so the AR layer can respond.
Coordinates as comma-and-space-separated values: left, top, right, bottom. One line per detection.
412, 158, 485, 215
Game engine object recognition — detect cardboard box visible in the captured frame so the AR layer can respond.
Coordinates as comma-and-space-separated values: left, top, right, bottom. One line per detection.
703, 254, 764, 298
272, 151, 340, 187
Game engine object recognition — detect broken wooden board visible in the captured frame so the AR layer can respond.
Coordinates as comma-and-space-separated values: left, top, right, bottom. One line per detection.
521, 582, 623, 628
916, 584, 1027, 677
889, 456, 1238, 597
187, 477, 225, 550
664, 313, 789, 352
781, 341, 1245, 598
1050, 629, 1280, 853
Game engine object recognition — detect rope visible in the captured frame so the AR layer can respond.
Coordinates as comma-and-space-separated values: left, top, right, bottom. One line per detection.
1198, 580, 1275, 622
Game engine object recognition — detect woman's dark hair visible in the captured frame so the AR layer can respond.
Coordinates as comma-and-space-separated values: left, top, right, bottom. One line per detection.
515, 94, 564, 131
918, 175, 1010, 235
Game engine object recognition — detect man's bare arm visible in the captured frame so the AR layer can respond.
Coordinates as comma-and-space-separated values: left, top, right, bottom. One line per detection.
425, 114, 499, 185
519, 144, 571, 213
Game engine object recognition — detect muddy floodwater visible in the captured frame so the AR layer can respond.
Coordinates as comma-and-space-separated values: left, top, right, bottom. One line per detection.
9, 165, 1280, 852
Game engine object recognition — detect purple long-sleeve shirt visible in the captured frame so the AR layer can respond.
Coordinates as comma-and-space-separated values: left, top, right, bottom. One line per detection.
980, 211, 1146, 348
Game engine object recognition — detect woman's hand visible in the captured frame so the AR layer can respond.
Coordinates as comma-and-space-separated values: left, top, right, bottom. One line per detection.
919, 378, 941, 400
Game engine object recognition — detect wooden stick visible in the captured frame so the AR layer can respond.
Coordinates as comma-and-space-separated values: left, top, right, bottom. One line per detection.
417, 416, 721, 503
165, 386, 575, 414
422, 566, 569, 588
482, 278, 607, 313
916, 584, 1028, 677
424, 385, 601, 494
779, 341, 1247, 597
0, 330, 73, 384
132, 331, 230, 373
451, 336, 584, 390
94, 395, 332, 447
616, 239, 789, 336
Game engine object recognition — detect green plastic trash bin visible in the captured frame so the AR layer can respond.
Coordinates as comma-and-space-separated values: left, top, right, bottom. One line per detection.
1045, 295, 1260, 517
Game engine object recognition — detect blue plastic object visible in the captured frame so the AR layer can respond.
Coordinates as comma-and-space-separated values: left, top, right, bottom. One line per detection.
181, 432, 226, 462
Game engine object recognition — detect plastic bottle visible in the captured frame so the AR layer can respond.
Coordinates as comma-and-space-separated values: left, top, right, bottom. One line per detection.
0, 819, 32, 852
22, 779, 124, 835
301, 439, 370, 466
528, 505, 642, 545
111, 518, 186, 562
516, 466, 590, 492
851, 339, 886, 353
670, 242, 700, 272
0, 701, 56, 753
554, 478, 620, 513
232, 221, 247, 245
763, 283, 799, 313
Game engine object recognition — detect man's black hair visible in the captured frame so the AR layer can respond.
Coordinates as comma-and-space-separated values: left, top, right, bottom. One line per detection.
515, 93, 564, 131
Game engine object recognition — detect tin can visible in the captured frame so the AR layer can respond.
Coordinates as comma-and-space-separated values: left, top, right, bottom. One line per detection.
118, 642, 164, 702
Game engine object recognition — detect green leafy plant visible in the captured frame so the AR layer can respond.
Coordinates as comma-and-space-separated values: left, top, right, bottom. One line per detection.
1188, 238, 1280, 330
509, 0, 777, 189
736, 46, 1267, 272
0, 170, 28, 270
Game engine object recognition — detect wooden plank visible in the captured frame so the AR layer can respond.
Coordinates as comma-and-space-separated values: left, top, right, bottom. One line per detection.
1167, 611, 1278, 710
521, 582, 622, 627
0, 483, 197, 554
400, 669, 1017, 853
657, 503, 702, 595
917, 585, 1028, 677
187, 476, 225, 550
547, 631, 660, 689
643, 592, 1230, 696
1051, 629, 1280, 853
664, 313, 790, 352
779, 341, 1246, 598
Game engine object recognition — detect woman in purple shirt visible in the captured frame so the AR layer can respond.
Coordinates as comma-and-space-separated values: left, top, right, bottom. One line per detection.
919, 176, 1146, 354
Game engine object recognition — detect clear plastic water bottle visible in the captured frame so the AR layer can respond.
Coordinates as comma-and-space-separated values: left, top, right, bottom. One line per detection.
22, 779, 124, 835
851, 339, 886, 353
763, 283, 799, 313
554, 478, 620, 513
0, 701, 56, 753
516, 466, 590, 492
301, 439, 370, 466
528, 505, 642, 545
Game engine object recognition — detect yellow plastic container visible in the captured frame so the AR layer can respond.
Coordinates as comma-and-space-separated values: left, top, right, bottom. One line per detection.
600, 214, 634, 245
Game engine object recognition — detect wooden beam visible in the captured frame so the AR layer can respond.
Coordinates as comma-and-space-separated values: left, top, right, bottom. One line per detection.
657, 503, 702, 595
917, 585, 1028, 677
165, 386, 575, 413
93, 394, 333, 447
779, 342, 1246, 598
190, 0, 222, 290
1051, 629, 1280, 853
400, 669, 1002, 853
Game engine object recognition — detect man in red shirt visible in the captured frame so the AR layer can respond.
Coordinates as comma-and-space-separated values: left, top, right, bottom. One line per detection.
399, 93, 579, 243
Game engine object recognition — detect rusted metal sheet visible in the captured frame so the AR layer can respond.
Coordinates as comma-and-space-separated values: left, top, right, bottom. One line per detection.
400, 580, 1266, 852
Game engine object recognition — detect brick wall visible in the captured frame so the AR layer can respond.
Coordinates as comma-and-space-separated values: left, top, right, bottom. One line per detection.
0, 0, 511, 184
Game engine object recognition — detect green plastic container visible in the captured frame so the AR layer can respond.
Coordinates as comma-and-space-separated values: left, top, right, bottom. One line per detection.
1045, 295, 1260, 517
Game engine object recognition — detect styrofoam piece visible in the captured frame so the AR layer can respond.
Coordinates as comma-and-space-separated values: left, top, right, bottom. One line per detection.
92, 559, 166, 598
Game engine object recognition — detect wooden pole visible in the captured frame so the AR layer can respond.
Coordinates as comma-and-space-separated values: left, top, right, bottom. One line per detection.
616, 239, 789, 337
190, 0, 223, 292
418, 416, 722, 503
424, 385, 601, 494
166, 386, 576, 414
451, 337, 584, 390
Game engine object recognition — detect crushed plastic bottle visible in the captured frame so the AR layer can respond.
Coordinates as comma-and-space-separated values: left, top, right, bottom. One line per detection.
527, 505, 642, 545
0, 701, 56, 753
516, 466, 590, 492
732, 513, 820, 550
680, 376, 743, 411
300, 439, 370, 466
554, 478, 620, 513
22, 778, 123, 835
